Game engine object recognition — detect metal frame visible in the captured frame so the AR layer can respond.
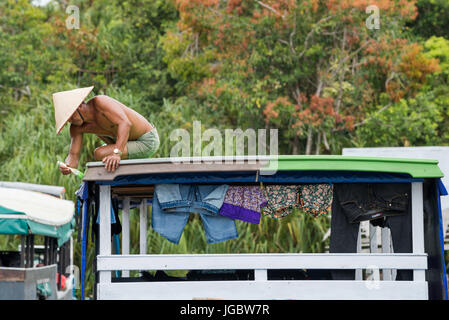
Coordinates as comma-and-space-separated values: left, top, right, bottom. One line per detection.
94, 180, 429, 300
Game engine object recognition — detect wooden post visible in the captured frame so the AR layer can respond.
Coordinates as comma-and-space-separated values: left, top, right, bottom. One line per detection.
122, 197, 130, 277
20, 235, 25, 268
381, 227, 392, 280
254, 269, 267, 281
43, 237, 48, 265
140, 199, 147, 255
139, 198, 147, 278
411, 182, 425, 282
98, 185, 112, 290
356, 223, 363, 280
49, 237, 54, 265
58, 244, 62, 290
26, 235, 32, 268
369, 223, 380, 282
30, 235, 34, 268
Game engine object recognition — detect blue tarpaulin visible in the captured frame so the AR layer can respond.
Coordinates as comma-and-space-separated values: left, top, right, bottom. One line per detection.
95, 170, 424, 186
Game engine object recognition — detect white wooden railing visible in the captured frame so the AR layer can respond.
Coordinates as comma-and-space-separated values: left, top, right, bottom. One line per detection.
96, 182, 429, 300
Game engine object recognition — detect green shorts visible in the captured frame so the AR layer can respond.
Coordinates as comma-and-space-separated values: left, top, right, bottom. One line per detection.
126, 128, 160, 159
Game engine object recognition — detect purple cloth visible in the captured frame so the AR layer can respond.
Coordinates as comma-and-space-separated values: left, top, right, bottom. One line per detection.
219, 186, 268, 224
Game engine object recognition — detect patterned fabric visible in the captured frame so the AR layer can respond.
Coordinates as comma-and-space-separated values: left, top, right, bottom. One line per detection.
299, 184, 333, 217
219, 186, 268, 224
262, 184, 300, 219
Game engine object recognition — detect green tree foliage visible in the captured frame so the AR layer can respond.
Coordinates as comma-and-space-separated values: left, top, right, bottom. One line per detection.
407, 0, 449, 39
161, 0, 440, 155
422, 36, 449, 142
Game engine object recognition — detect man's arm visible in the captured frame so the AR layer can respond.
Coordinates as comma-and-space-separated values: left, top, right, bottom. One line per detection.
94, 95, 131, 153
94, 95, 131, 171
60, 124, 83, 174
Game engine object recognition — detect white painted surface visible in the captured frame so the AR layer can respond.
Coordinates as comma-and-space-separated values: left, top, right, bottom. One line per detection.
412, 183, 426, 281
98, 280, 428, 300
96, 253, 428, 271
98, 185, 111, 285
381, 227, 392, 280
121, 198, 130, 278
254, 269, 268, 281
369, 224, 380, 281
139, 199, 147, 255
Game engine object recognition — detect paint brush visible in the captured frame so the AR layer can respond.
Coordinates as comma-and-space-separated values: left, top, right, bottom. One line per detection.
57, 161, 85, 179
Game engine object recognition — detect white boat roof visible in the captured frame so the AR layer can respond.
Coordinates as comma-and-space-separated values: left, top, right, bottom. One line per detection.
0, 187, 74, 227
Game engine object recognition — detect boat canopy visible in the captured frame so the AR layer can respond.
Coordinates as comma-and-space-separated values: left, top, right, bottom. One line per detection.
0, 187, 74, 246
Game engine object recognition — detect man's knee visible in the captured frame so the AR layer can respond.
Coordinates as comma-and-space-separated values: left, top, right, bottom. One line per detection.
94, 145, 129, 161
94, 146, 108, 161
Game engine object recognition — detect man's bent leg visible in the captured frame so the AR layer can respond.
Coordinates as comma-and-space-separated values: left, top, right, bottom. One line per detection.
94, 144, 129, 161
126, 129, 160, 159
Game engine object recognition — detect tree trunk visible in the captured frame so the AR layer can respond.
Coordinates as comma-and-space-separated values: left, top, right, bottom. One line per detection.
305, 127, 313, 155
292, 135, 299, 154
322, 131, 330, 151
315, 131, 321, 155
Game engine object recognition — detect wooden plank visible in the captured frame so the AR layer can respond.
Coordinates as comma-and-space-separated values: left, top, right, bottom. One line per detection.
87, 155, 272, 167
98, 280, 428, 300
115, 195, 153, 199
0, 268, 25, 282
112, 186, 154, 197
112, 186, 154, 193
96, 253, 428, 271
84, 161, 264, 181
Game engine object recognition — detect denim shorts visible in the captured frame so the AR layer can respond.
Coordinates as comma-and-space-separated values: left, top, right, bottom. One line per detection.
151, 184, 238, 244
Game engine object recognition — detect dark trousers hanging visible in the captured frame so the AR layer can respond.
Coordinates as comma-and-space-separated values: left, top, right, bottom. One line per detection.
329, 183, 413, 281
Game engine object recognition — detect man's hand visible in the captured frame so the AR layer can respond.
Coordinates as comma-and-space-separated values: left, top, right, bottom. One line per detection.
59, 164, 72, 175
102, 153, 121, 172
59, 157, 79, 175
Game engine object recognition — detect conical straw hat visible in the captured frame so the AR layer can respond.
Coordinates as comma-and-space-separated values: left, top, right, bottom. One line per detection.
52, 86, 94, 134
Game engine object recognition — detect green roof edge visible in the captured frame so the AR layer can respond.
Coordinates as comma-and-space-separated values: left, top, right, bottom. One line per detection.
264, 155, 443, 178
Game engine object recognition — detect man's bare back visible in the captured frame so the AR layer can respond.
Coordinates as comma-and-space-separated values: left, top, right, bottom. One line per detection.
60, 95, 157, 174
83, 96, 153, 140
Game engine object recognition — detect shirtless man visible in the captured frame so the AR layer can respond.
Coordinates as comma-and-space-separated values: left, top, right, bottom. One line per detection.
53, 87, 160, 174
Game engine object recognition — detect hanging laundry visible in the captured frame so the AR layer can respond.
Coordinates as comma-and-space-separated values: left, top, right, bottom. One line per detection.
298, 184, 333, 218
334, 183, 409, 224
219, 185, 268, 224
329, 183, 412, 281
152, 184, 238, 244
262, 184, 300, 219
